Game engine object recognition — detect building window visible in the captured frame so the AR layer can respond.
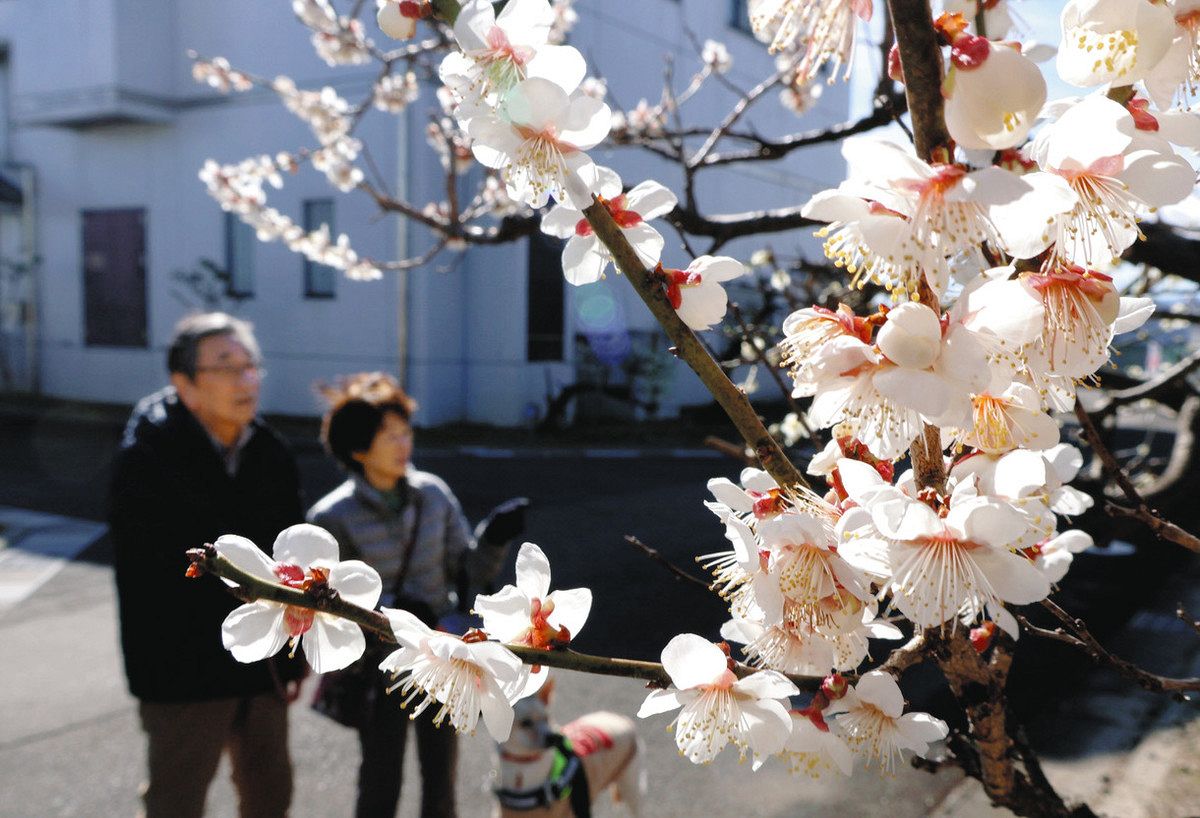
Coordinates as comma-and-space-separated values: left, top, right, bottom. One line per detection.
83, 208, 148, 347
730, 0, 753, 32
303, 198, 336, 298
224, 212, 256, 297
527, 232, 565, 362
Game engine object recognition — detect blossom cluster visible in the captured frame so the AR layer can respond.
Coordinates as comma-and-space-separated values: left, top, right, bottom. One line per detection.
218, 530, 591, 742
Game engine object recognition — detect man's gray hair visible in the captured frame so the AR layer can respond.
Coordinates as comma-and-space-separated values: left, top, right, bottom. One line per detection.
167, 312, 261, 379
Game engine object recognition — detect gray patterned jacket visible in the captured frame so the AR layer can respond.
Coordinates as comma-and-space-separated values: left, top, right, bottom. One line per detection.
307, 469, 505, 620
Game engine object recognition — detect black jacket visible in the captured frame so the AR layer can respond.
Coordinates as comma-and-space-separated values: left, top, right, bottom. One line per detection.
109, 387, 306, 702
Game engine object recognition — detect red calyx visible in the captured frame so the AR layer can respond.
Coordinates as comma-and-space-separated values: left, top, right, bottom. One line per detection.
837, 435, 895, 482
1126, 96, 1160, 132
749, 488, 787, 519
1019, 542, 1044, 561
798, 703, 831, 732
887, 43, 905, 84
951, 34, 991, 69
969, 621, 997, 653
398, 1, 429, 19
274, 563, 306, 586
657, 263, 700, 310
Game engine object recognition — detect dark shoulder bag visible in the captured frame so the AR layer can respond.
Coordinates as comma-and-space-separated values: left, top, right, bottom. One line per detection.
311, 491, 425, 729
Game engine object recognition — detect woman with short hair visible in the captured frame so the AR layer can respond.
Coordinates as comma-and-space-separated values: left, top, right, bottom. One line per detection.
308, 372, 525, 818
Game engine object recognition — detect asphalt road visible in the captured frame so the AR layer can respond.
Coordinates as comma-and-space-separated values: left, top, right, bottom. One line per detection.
0, 408, 968, 817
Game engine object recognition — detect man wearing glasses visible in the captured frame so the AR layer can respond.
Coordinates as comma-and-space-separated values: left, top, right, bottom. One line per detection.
110, 312, 305, 818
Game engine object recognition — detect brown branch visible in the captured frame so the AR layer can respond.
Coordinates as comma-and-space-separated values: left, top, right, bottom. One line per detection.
623, 535, 713, 590
689, 60, 795, 169
876, 632, 927, 675
1101, 347, 1200, 409
928, 629, 1015, 801
1177, 605, 1200, 639
1073, 399, 1200, 553
580, 197, 810, 492
185, 544, 823, 689
886, 0, 950, 158
666, 203, 817, 250
697, 92, 906, 168
1039, 598, 1200, 694
703, 435, 756, 465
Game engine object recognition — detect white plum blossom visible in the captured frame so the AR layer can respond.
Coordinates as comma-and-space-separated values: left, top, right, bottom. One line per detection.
373, 71, 421, 113
638, 633, 798, 764
705, 467, 788, 523
702, 39, 733, 74
658, 256, 747, 331
701, 515, 785, 621
836, 459, 1051, 629
1057, 0, 1175, 89
439, 0, 586, 115
801, 190, 911, 293
1031, 94, 1196, 268
1032, 529, 1094, 584
192, 57, 253, 94
1016, 259, 1156, 379
751, 0, 873, 83
474, 542, 592, 698
758, 511, 870, 607
808, 140, 1072, 296
722, 615, 836, 676
943, 39, 1046, 151
539, 166, 676, 285
827, 671, 948, 773
788, 301, 993, 460
954, 382, 1061, 455
217, 525, 382, 673
379, 608, 525, 740
469, 77, 611, 208
781, 708, 854, 777
376, 0, 418, 40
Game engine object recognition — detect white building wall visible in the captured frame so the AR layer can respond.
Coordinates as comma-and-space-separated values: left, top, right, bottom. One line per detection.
0, 0, 852, 425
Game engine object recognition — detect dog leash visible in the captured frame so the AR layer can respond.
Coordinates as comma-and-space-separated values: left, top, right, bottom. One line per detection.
494, 733, 592, 817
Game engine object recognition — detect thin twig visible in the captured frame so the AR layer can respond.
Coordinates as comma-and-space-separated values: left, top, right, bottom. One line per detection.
1037, 598, 1200, 694
1073, 399, 1200, 553
623, 535, 712, 590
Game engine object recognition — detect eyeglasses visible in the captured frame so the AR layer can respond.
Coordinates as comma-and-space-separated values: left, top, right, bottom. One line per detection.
195, 363, 266, 380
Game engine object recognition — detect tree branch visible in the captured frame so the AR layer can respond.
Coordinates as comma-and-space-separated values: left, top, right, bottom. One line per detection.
185, 545, 823, 689
1037, 598, 1200, 695
580, 197, 810, 492
1073, 399, 1200, 553
696, 92, 906, 168
623, 534, 713, 590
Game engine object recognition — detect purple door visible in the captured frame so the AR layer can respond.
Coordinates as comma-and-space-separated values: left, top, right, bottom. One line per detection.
83, 208, 147, 347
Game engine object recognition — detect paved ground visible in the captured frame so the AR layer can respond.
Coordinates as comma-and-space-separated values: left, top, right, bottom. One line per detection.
2, 401, 1200, 816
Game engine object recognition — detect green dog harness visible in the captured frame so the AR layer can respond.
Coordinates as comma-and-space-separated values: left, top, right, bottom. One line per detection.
495, 734, 591, 816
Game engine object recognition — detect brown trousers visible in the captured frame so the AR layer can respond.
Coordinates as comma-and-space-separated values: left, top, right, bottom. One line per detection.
138, 693, 292, 818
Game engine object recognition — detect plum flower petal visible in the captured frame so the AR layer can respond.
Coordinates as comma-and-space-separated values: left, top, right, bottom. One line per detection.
216, 525, 382, 673
380, 607, 524, 740
639, 633, 798, 764
830, 671, 947, 773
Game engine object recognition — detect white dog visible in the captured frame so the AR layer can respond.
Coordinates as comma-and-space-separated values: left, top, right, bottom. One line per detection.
493, 676, 644, 817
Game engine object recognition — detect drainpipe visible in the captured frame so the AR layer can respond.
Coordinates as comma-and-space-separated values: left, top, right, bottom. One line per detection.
11, 163, 36, 393
395, 93, 410, 391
